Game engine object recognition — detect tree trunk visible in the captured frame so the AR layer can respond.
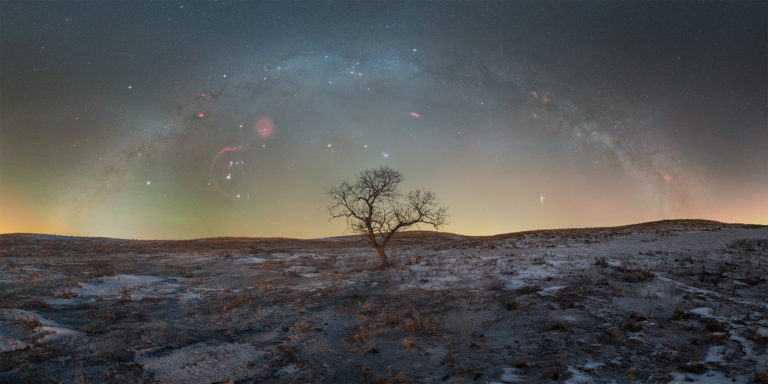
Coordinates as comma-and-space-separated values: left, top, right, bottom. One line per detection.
376, 246, 389, 267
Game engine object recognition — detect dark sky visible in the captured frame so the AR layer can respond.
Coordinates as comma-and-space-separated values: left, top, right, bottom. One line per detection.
1, 1, 766, 239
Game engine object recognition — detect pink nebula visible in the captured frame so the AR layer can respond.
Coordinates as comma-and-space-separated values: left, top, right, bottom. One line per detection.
198, 113, 205, 118
253, 117, 274, 138
409, 112, 421, 118
209, 145, 245, 199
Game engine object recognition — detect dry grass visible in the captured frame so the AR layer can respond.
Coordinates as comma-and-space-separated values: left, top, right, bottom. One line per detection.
0, 221, 765, 382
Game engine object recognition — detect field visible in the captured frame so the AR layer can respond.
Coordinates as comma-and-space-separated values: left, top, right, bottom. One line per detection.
1, 220, 767, 383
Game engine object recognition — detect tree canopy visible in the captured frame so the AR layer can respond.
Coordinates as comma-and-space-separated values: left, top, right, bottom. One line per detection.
328, 166, 447, 266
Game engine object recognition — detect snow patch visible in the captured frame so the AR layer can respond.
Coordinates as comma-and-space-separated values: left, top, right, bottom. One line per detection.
669, 370, 736, 383
499, 367, 524, 382
235, 257, 266, 264
1, 309, 83, 344
180, 292, 203, 300
35, 325, 83, 343
76, 274, 161, 296
43, 298, 80, 306
730, 334, 754, 358
275, 364, 299, 376
136, 343, 266, 384
285, 265, 314, 274
689, 307, 714, 317
0, 336, 29, 352
704, 346, 725, 363
582, 361, 605, 371
538, 285, 567, 296
564, 366, 593, 383
496, 275, 528, 290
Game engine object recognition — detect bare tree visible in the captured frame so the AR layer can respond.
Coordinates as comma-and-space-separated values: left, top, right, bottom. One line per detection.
328, 166, 448, 266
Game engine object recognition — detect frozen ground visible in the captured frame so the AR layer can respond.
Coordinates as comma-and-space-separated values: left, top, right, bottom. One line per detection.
0, 220, 767, 383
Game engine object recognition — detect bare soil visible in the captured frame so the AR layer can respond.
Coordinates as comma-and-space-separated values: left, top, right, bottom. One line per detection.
1, 220, 767, 383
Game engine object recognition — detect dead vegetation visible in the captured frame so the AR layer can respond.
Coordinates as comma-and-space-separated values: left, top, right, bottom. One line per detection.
0, 221, 766, 382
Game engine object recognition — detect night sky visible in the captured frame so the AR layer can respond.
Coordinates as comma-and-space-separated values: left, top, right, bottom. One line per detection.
1, 1, 766, 239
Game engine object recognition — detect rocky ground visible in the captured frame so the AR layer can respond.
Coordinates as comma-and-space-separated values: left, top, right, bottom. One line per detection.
1, 220, 767, 383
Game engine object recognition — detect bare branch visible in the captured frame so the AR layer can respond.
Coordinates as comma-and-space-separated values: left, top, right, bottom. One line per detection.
327, 166, 448, 266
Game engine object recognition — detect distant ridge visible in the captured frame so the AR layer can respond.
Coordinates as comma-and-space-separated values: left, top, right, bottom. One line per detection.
1, 219, 763, 243
481, 219, 765, 241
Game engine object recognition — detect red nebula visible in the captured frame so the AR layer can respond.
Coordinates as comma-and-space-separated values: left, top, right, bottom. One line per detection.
198, 113, 205, 118
540, 97, 552, 104
209, 145, 245, 198
253, 117, 274, 138
409, 112, 421, 118
664, 174, 673, 183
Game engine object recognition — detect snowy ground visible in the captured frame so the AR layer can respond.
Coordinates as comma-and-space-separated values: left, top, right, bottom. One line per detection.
0, 220, 766, 383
